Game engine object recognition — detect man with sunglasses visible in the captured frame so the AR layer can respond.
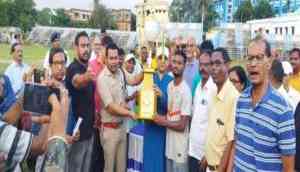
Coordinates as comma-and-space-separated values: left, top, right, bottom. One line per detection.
203, 47, 239, 172
229, 38, 296, 172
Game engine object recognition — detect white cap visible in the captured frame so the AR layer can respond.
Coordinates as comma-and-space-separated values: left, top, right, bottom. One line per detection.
124, 53, 135, 62
281, 61, 293, 75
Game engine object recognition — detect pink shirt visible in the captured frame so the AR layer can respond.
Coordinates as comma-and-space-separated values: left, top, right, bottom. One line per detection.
89, 57, 104, 128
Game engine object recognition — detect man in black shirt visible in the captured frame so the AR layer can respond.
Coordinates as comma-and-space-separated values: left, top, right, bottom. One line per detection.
66, 31, 96, 172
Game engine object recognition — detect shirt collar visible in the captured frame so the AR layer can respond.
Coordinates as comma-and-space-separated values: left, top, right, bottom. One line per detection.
11, 60, 24, 67
103, 66, 121, 78
216, 78, 235, 101
242, 83, 273, 105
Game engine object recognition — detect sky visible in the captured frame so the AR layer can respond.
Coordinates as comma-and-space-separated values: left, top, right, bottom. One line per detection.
34, 0, 173, 11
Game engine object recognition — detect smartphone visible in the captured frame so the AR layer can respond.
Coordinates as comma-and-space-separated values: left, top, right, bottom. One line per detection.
23, 83, 60, 115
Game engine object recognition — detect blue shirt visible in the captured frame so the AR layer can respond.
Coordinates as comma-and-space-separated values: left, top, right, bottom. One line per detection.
183, 59, 199, 91
234, 85, 296, 172
5, 61, 29, 95
153, 72, 173, 115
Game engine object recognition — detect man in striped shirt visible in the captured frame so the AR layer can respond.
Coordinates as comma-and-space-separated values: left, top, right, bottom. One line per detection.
230, 38, 296, 171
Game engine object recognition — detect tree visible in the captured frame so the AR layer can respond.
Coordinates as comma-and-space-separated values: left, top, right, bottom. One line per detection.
169, 0, 218, 32
234, 0, 255, 22
36, 8, 52, 26
89, 1, 116, 29
204, 4, 219, 32
254, 0, 275, 19
52, 8, 71, 27
7, 0, 37, 32
0, 0, 11, 26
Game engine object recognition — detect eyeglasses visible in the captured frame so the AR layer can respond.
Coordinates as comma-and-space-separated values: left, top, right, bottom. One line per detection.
246, 55, 266, 64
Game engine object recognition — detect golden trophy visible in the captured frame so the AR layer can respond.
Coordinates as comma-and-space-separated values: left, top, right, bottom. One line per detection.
137, 68, 157, 120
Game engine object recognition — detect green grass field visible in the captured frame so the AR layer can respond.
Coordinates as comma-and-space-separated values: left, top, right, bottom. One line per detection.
0, 43, 75, 73
0, 43, 246, 74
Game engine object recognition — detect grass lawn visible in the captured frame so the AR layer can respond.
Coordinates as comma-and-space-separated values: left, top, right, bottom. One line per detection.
0, 43, 75, 73
0, 43, 247, 74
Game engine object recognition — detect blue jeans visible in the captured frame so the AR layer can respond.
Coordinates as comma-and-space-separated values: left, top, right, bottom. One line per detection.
166, 158, 188, 172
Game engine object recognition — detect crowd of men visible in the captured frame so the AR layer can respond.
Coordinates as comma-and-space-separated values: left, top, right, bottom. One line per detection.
0, 30, 300, 172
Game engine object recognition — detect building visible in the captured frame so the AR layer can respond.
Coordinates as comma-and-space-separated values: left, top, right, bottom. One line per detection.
213, 0, 300, 24
135, 0, 170, 46
247, 12, 300, 50
65, 8, 92, 23
111, 9, 132, 31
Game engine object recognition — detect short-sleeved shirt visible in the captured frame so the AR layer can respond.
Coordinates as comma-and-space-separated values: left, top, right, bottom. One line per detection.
66, 59, 95, 141
189, 77, 217, 160
98, 67, 127, 123
204, 79, 239, 165
165, 80, 192, 163
234, 85, 296, 172
5, 61, 30, 95
289, 72, 300, 93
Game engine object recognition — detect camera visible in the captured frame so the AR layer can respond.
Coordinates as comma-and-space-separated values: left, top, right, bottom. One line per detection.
23, 83, 60, 115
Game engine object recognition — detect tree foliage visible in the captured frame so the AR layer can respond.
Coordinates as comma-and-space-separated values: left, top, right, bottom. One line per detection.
89, 2, 116, 29
169, 0, 218, 31
234, 0, 255, 22
254, 0, 275, 19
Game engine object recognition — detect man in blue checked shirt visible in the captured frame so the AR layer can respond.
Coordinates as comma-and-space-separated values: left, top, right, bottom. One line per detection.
226, 38, 296, 172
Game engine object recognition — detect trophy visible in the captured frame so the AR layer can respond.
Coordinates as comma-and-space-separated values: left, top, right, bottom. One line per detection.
137, 68, 157, 120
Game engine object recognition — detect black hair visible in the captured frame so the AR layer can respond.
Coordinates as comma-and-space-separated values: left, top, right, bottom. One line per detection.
101, 35, 114, 47
200, 49, 212, 57
50, 32, 61, 43
118, 48, 125, 56
49, 48, 67, 65
174, 50, 187, 64
213, 47, 230, 63
105, 43, 119, 57
290, 48, 300, 57
229, 66, 250, 91
74, 31, 89, 46
200, 40, 214, 52
271, 59, 284, 83
10, 42, 21, 54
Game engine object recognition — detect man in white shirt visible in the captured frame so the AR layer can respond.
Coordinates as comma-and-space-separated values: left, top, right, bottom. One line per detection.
4, 43, 29, 95
189, 50, 217, 172
154, 50, 192, 172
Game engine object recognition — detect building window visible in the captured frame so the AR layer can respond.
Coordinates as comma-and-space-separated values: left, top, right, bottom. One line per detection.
292, 26, 295, 35
285, 27, 288, 34
275, 27, 278, 34
75, 12, 79, 17
280, 27, 282, 35
266, 29, 269, 34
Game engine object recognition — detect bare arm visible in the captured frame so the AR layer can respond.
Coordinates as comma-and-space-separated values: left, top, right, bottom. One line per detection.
218, 140, 234, 172
126, 71, 144, 86
282, 155, 295, 172
154, 115, 190, 132
72, 72, 93, 89
106, 103, 135, 119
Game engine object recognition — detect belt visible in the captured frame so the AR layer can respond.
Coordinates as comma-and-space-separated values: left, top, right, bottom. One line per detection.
207, 164, 219, 171
102, 122, 122, 129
